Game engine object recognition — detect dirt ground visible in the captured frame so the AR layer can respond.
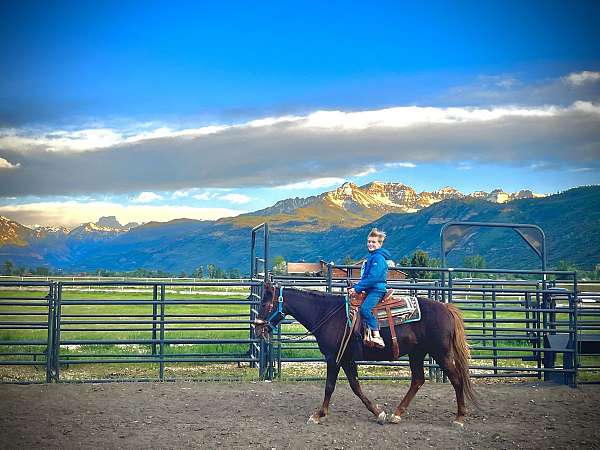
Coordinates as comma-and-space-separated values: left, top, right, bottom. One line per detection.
1, 381, 599, 449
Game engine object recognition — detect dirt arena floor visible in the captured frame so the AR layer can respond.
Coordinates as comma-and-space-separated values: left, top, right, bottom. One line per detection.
1, 381, 599, 449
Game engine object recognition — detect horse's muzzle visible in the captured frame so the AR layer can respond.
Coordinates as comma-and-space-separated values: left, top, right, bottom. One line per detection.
253, 319, 268, 338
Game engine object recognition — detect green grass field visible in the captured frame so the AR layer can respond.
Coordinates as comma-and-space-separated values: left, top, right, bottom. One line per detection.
1, 286, 598, 382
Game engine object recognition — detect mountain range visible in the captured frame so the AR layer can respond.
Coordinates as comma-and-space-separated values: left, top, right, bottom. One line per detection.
233, 182, 544, 230
0, 183, 598, 272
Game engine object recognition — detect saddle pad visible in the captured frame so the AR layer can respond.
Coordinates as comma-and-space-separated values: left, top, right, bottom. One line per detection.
374, 294, 421, 328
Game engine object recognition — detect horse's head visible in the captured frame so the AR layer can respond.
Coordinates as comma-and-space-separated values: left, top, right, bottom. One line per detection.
254, 280, 277, 339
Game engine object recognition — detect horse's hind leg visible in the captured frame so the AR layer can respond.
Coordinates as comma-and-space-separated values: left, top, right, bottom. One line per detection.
433, 352, 466, 426
308, 359, 340, 424
390, 352, 426, 424
342, 361, 386, 424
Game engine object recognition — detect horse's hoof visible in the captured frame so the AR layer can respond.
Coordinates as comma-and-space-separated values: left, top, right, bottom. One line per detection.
307, 414, 321, 425
377, 411, 387, 425
388, 414, 402, 424
452, 420, 464, 428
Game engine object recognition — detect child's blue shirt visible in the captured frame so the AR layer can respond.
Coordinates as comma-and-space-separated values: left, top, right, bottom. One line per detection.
353, 248, 392, 293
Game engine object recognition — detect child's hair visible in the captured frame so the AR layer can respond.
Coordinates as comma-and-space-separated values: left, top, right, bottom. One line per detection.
368, 228, 386, 244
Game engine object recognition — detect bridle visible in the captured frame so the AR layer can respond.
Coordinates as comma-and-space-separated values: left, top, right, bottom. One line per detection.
262, 284, 286, 331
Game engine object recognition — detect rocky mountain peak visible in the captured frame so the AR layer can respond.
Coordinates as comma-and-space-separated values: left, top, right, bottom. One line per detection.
96, 216, 122, 228
0, 215, 32, 246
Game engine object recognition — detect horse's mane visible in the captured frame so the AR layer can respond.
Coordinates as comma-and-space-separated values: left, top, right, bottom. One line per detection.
285, 287, 343, 304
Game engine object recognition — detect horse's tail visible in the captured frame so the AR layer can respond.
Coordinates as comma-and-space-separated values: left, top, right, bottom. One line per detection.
446, 303, 478, 407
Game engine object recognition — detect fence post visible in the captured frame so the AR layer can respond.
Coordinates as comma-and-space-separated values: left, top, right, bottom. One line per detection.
151, 285, 158, 356
159, 284, 165, 381
53, 283, 63, 382
45, 283, 55, 383
571, 272, 578, 387
326, 263, 333, 293
447, 269, 453, 304
249, 283, 260, 369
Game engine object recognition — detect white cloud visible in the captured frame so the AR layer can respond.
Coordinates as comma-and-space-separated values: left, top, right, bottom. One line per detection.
563, 71, 600, 86
193, 192, 218, 201
494, 77, 517, 88
569, 167, 595, 172
384, 162, 417, 168
0, 157, 20, 169
218, 193, 252, 204
133, 192, 164, 203
0, 201, 244, 228
171, 189, 191, 198
0, 102, 598, 197
353, 166, 377, 177
0, 104, 571, 155
276, 177, 346, 190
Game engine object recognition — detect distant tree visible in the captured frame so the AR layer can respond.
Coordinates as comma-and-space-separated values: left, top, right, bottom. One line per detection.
227, 268, 241, 279
193, 266, 204, 279
424, 257, 442, 279
410, 250, 430, 278
464, 255, 486, 269
555, 260, 577, 280
342, 256, 355, 266
399, 256, 411, 267
272, 255, 287, 275
33, 266, 50, 276
179, 271, 187, 278
206, 264, 225, 279
428, 258, 442, 268
462, 255, 487, 279
2, 260, 13, 276
206, 264, 216, 278
556, 260, 576, 272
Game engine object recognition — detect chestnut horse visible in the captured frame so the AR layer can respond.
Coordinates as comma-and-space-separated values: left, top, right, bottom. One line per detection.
255, 282, 476, 426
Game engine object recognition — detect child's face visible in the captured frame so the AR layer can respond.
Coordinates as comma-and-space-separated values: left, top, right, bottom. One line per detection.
367, 237, 382, 252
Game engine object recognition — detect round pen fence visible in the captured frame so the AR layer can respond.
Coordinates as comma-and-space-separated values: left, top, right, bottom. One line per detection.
0, 269, 598, 386
260, 266, 595, 387
0, 281, 54, 383
1, 280, 262, 382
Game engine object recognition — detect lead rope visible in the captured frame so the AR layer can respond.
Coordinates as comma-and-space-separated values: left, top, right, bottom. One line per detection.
335, 295, 358, 365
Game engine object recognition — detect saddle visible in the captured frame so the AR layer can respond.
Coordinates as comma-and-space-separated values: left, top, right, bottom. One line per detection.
350, 289, 421, 359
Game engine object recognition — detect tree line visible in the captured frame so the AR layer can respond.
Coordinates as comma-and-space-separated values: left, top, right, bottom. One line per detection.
1, 260, 243, 279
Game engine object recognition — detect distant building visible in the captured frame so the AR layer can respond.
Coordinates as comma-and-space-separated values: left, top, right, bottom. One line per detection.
286, 259, 407, 280
286, 262, 322, 276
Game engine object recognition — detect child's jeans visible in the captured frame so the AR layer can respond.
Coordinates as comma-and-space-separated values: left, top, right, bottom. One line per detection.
360, 289, 386, 331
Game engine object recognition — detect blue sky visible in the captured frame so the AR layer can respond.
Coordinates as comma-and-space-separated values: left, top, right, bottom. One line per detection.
0, 1, 599, 226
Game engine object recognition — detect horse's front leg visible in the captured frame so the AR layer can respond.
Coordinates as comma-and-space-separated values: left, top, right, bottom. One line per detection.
342, 360, 386, 424
308, 359, 341, 424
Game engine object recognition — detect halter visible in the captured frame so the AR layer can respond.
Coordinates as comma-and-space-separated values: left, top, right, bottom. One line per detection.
265, 286, 286, 330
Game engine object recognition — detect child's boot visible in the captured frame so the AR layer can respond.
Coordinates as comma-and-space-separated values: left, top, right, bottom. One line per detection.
371, 330, 385, 348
